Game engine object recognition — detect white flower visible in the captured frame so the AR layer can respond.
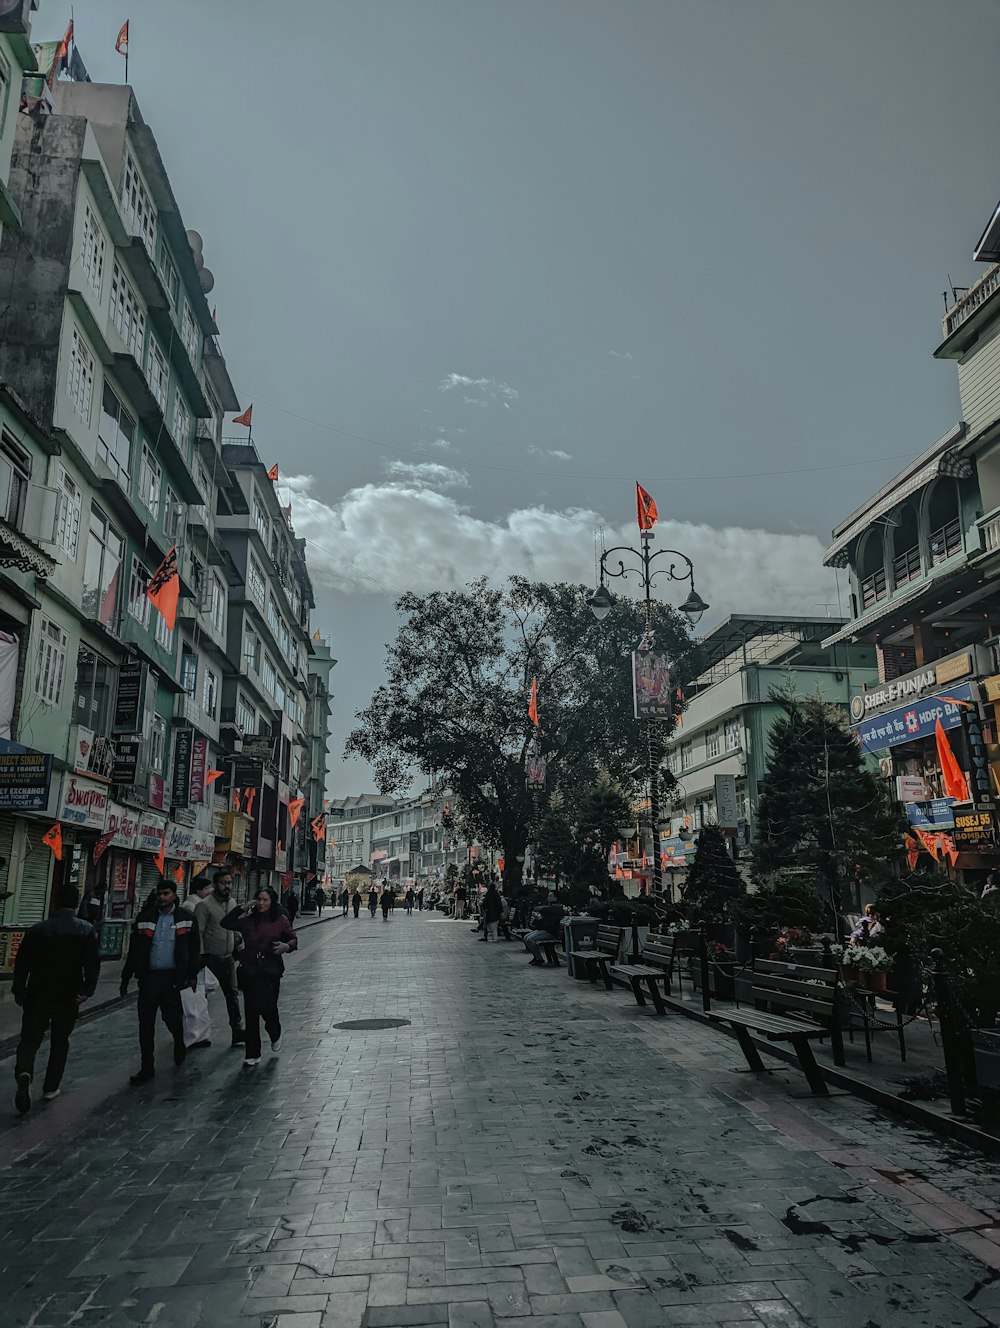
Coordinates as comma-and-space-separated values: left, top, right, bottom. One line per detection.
853, 946, 892, 972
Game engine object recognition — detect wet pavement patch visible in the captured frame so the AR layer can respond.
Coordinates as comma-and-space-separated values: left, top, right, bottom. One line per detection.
332, 1018, 411, 1030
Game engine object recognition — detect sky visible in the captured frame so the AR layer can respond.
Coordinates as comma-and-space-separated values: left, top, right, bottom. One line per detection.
38, 0, 1000, 793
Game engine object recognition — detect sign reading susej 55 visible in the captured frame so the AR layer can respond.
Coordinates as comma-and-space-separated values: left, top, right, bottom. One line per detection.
853, 682, 974, 753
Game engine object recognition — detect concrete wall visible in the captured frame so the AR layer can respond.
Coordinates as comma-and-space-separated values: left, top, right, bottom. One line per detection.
958, 323, 1000, 440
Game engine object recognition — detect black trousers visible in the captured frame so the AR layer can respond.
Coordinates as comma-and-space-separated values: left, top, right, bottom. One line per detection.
353, 900, 360, 916
137, 971, 184, 1068
15, 994, 78, 1091
242, 974, 281, 1058
203, 954, 242, 1030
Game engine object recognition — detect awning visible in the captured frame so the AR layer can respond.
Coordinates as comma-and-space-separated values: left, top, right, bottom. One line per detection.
821, 577, 932, 648
0, 518, 55, 578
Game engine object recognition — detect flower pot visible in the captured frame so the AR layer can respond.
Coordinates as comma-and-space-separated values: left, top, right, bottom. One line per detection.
838, 964, 860, 984
861, 970, 887, 993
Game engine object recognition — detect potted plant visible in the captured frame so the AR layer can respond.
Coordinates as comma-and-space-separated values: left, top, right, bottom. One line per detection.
827, 942, 859, 984
852, 945, 892, 992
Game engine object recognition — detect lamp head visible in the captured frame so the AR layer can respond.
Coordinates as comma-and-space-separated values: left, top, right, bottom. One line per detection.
678, 588, 709, 627
588, 583, 615, 621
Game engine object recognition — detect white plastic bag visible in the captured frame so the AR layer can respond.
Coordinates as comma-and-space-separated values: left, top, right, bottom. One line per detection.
202, 965, 220, 993
181, 970, 212, 1046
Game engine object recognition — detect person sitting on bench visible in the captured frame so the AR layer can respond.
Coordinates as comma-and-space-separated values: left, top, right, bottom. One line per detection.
523, 893, 566, 967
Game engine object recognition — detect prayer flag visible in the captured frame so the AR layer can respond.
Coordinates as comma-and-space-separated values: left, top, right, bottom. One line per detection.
636, 482, 658, 531
146, 546, 179, 631
115, 19, 129, 55
206, 769, 223, 785
311, 814, 326, 843
528, 677, 539, 727
92, 829, 115, 865
233, 404, 253, 428
42, 824, 62, 860
288, 797, 305, 828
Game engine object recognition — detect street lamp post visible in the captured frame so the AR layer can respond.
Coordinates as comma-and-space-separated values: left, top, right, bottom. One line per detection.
588, 530, 708, 897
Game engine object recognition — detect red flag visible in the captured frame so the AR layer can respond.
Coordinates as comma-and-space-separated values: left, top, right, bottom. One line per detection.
244, 787, 257, 818
42, 824, 62, 860
288, 797, 305, 828
48, 20, 73, 87
206, 769, 223, 785
636, 482, 658, 531
904, 833, 920, 871
171, 862, 185, 886
935, 719, 970, 803
233, 404, 253, 428
267, 464, 279, 482
528, 678, 539, 727
146, 546, 179, 632
231, 789, 243, 813
154, 841, 165, 875
115, 19, 129, 55
311, 814, 326, 843
92, 829, 115, 865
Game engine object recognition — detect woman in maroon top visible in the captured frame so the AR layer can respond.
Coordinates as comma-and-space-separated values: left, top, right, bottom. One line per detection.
222, 887, 297, 1067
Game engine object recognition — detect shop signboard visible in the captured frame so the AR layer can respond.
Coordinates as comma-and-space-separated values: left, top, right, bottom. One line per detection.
714, 774, 739, 831
172, 729, 192, 808
408, 832, 421, 854
113, 660, 147, 733
148, 772, 166, 810
896, 775, 928, 803
906, 799, 957, 831
111, 736, 142, 785
241, 736, 276, 761
0, 926, 25, 975
58, 773, 109, 830
165, 821, 194, 860
224, 812, 250, 855
191, 828, 215, 858
953, 808, 998, 851
104, 801, 139, 849
962, 707, 995, 809
850, 647, 983, 721
97, 920, 127, 959
189, 736, 207, 805
853, 683, 975, 753
0, 740, 51, 811
135, 813, 166, 853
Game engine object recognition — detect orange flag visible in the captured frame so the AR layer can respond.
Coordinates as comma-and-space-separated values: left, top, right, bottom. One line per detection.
244, 787, 257, 818
171, 862, 184, 886
311, 814, 326, 843
935, 719, 970, 803
233, 404, 253, 428
115, 19, 129, 55
904, 833, 920, 871
636, 482, 658, 531
267, 464, 279, 482
528, 678, 539, 727
154, 841, 166, 875
288, 797, 305, 828
231, 789, 243, 813
42, 824, 62, 860
205, 769, 223, 785
146, 547, 179, 631
48, 19, 73, 87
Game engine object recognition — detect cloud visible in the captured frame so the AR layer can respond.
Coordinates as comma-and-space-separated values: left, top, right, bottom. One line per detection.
609, 350, 634, 360
528, 447, 574, 462
383, 461, 469, 488
440, 373, 519, 408
286, 474, 841, 619
418, 436, 454, 453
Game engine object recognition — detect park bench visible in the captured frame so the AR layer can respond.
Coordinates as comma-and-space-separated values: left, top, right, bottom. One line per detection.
705, 957, 844, 1096
610, 936, 683, 1015
569, 925, 625, 990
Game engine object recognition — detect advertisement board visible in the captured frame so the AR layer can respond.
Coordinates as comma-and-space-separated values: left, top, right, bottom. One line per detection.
172, 729, 192, 808
105, 801, 139, 849
714, 774, 739, 831
113, 660, 147, 733
906, 799, 957, 831
953, 808, 998, 851
0, 741, 51, 811
58, 773, 109, 830
632, 652, 672, 720
135, 814, 166, 854
852, 683, 975, 753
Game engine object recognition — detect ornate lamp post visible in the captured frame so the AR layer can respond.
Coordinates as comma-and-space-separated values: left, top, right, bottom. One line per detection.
588, 523, 708, 895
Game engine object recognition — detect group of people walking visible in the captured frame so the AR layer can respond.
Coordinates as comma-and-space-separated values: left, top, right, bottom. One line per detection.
11, 868, 298, 1114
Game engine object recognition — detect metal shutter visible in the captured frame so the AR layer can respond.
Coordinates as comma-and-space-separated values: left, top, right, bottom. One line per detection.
17, 821, 52, 923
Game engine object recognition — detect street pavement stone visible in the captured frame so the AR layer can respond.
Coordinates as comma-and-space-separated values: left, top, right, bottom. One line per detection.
2, 913, 1000, 1325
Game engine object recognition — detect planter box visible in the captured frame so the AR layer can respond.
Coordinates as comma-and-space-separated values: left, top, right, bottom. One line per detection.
974, 1031, 1000, 1090
734, 973, 754, 1006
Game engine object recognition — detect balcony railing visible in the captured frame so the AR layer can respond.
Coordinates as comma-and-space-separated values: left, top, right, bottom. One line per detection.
979, 510, 1000, 554
860, 567, 887, 610
891, 544, 921, 588
943, 263, 1000, 338
929, 517, 962, 566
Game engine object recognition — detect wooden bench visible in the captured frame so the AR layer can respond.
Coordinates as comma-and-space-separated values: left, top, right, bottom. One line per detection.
610, 937, 681, 1015
568, 925, 624, 990
705, 958, 844, 1095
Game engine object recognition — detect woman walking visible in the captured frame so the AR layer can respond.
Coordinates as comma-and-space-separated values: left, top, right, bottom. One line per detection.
222, 888, 297, 1068
481, 883, 504, 941
352, 887, 362, 918
340, 887, 349, 916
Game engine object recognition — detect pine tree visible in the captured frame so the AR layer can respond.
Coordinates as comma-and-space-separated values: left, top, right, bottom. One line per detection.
682, 822, 745, 924
751, 691, 903, 923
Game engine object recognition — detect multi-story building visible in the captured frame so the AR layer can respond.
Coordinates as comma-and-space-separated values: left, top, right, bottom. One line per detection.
656, 615, 877, 900
328, 794, 396, 882
329, 788, 477, 888
304, 632, 336, 886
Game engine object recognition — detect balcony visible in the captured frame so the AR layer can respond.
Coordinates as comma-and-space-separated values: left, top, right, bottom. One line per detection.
860, 567, 887, 610
173, 691, 221, 743
929, 517, 962, 566
979, 509, 1000, 555
942, 263, 1000, 339
891, 544, 921, 589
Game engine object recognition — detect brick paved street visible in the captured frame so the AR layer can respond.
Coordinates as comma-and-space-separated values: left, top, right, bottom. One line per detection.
5, 913, 1000, 1327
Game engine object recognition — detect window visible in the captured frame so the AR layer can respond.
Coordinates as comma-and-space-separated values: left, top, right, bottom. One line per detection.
74, 645, 115, 733
80, 203, 105, 299
138, 444, 161, 518
150, 712, 166, 773
274, 676, 285, 710
252, 489, 269, 543
121, 152, 155, 253
172, 389, 191, 451
236, 693, 257, 736
180, 647, 198, 696
210, 573, 225, 633
110, 261, 145, 356
202, 667, 219, 719
181, 304, 200, 364
97, 382, 135, 484
163, 484, 180, 538
55, 466, 82, 560
0, 435, 29, 528
247, 555, 265, 607
155, 610, 173, 651
680, 741, 693, 772
82, 506, 123, 627
261, 653, 277, 699
705, 727, 721, 759
146, 338, 168, 410
34, 618, 67, 706
157, 240, 179, 307
128, 555, 151, 629
243, 626, 261, 672
67, 325, 96, 423
266, 594, 279, 635
724, 717, 741, 751
736, 779, 748, 823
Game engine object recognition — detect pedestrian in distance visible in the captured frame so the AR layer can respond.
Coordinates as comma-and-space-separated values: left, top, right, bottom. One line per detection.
480, 883, 504, 941
12, 883, 99, 1114
194, 870, 246, 1047
453, 882, 467, 920
352, 887, 362, 917
286, 889, 299, 925
340, 887, 349, 916
404, 887, 414, 915
222, 887, 297, 1067
314, 886, 326, 917
121, 879, 201, 1085
523, 892, 567, 967
368, 888, 378, 917
417, 886, 425, 911
389, 886, 396, 912
380, 886, 392, 920
496, 888, 513, 941
181, 874, 214, 1049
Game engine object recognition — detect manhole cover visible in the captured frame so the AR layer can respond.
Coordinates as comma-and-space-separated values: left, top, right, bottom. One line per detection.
333, 1018, 411, 1031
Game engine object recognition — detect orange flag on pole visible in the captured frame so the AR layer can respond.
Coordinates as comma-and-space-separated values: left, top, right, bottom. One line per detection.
528, 678, 539, 727
205, 769, 223, 785
42, 824, 62, 860
267, 464, 279, 482
233, 404, 253, 428
154, 841, 166, 875
288, 797, 305, 828
146, 547, 179, 631
636, 482, 658, 532
115, 20, 129, 54
244, 787, 257, 818
935, 718, 970, 803
171, 862, 185, 886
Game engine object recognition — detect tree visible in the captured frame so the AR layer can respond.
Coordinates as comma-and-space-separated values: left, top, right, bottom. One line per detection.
751, 690, 904, 927
682, 823, 745, 924
533, 802, 577, 889
345, 577, 700, 893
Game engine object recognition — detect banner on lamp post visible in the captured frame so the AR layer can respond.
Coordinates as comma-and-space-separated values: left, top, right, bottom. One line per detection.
631, 652, 672, 720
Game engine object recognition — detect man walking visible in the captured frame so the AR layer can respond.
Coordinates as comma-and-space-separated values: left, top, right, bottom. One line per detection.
12, 884, 99, 1114
194, 870, 245, 1047
286, 888, 299, 925
314, 886, 326, 916
121, 880, 200, 1084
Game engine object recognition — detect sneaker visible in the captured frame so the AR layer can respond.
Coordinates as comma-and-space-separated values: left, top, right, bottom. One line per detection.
190, 1039, 212, 1049
14, 1072, 30, 1115
243, 1057, 260, 1067
129, 1067, 155, 1086
528, 959, 546, 967
42, 1088, 60, 1102
270, 1036, 282, 1053
173, 1041, 186, 1067
231, 1029, 246, 1047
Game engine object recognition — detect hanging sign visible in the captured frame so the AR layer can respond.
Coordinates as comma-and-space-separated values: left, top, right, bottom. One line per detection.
0, 740, 51, 811
58, 773, 110, 830
104, 801, 139, 849
113, 660, 147, 733
189, 736, 208, 805
953, 808, 998, 850
172, 729, 192, 808
632, 652, 672, 720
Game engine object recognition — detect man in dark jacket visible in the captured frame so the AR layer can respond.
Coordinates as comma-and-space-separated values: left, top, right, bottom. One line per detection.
121, 880, 200, 1085
523, 893, 566, 966
12, 883, 99, 1114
